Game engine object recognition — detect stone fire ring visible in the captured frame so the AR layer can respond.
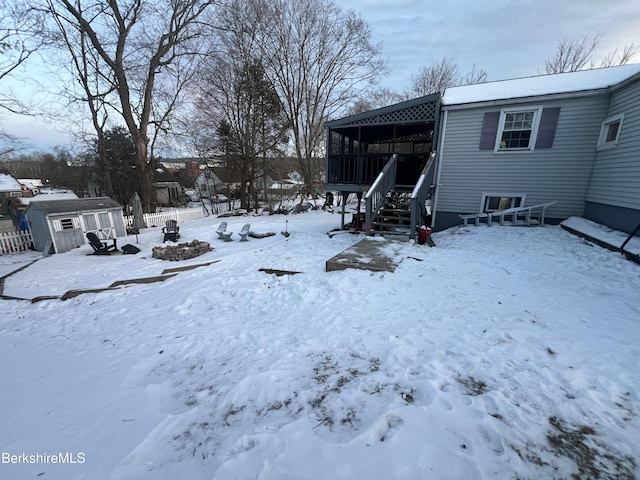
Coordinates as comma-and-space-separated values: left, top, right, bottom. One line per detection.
152, 239, 213, 261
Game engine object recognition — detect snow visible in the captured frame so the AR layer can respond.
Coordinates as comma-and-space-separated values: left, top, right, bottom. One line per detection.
442, 63, 640, 106
562, 216, 640, 255
1, 210, 639, 479
0, 173, 22, 192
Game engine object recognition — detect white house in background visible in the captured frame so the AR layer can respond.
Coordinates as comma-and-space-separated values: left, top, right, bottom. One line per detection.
194, 168, 226, 199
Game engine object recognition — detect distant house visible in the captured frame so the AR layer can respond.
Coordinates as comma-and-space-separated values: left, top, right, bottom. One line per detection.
24, 197, 126, 254
194, 167, 226, 200
0, 173, 23, 217
0, 173, 24, 233
325, 63, 640, 236
152, 165, 182, 207
17, 179, 42, 196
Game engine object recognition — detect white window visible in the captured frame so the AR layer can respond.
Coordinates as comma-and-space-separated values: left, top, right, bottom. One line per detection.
597, 113, 624, 148
496, 107, 542, 151
480, 193, 527, 213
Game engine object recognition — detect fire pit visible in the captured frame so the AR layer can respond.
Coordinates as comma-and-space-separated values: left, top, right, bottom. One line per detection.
152, 239, 213, 261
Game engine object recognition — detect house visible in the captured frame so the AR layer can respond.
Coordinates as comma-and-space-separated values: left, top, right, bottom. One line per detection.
0, 173, 23, 216
194, 167, 226, 200
0, 173, 24, 233
433, 63, 640, 232
325, 63, 640, 237
24, 197, 126, 254
153, 165, 182, 207
17, 179, 42, 196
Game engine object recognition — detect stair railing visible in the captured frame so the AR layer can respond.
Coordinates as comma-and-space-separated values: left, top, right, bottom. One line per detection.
364, 154, 398, 234
409, 152, 437, 239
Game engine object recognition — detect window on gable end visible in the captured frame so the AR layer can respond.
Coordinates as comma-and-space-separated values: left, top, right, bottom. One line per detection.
597, 113, 624, 148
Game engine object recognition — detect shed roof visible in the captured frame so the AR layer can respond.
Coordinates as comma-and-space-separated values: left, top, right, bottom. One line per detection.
26, 197, 122, 215
442, 63, 640, 106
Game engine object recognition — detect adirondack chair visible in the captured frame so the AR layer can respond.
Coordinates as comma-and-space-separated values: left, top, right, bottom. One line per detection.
86, 232, 118, 255
216, 221, 228, 239
238, 223, 250, 242
163, 220, 180, 242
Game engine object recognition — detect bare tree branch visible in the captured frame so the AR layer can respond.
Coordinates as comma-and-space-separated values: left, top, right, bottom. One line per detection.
31, 0, 215, 210
408, 58, 486, 97
544, 34, 637, 74
249, 0, 386, 193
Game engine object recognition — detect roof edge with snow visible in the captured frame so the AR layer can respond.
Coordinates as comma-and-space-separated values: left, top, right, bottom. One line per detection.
441, 63, 640, 107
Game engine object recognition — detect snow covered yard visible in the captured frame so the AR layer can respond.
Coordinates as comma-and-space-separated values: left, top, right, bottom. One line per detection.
0, 210, 639, 479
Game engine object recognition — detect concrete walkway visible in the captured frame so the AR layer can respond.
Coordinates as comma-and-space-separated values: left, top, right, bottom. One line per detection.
326, 237, 407, 273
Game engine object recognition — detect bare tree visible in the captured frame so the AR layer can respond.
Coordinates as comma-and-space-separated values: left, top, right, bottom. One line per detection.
252, 0, 386, 195
409, 58, 487, 97
32, 0, 215, 210
544, 34, 638, 74
597, 43, 639, 68
410, 58, 459, 96
188, 1, 290, 210
460, 64, 488, 86
347, 87, 404, 115
0, 1, 48, 156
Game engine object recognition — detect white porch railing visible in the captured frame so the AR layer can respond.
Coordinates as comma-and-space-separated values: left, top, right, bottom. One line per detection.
125, 207, 205, 229
0, 230, 33, 255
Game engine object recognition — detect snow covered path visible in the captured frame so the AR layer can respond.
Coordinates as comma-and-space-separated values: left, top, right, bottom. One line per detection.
1, 211, 639, 479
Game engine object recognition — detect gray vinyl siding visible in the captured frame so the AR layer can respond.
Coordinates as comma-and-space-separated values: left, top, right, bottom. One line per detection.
586, 77, 640, 210
436, 94, 609, 224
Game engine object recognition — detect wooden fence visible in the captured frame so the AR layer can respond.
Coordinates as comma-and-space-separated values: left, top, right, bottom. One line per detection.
0, 230, 33, 255
125, 207, 205, 229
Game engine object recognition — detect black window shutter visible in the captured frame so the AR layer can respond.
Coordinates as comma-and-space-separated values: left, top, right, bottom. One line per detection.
535, 107, 561, 148
479, 111, 500, 150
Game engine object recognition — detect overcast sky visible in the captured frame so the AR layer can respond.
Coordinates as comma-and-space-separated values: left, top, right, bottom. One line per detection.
341, 0, 640, 88
2, 0, 640, 153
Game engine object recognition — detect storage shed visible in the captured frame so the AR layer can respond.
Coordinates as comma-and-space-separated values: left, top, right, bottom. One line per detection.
24, 197, 126, 253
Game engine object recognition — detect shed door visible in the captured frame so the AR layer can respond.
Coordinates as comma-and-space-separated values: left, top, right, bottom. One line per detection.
82, 212, 115, 240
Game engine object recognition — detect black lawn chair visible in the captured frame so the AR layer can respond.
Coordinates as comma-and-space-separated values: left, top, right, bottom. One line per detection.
86, 232, 118, 255
163, 219, 180, 242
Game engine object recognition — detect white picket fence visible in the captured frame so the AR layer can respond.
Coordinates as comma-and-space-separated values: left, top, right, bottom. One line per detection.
125, 207, 205, 229
0, 230, 33, 255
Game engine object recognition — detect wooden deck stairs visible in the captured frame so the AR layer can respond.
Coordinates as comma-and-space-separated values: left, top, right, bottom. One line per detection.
370, 193, 414, 237
364, 153, 436, 240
